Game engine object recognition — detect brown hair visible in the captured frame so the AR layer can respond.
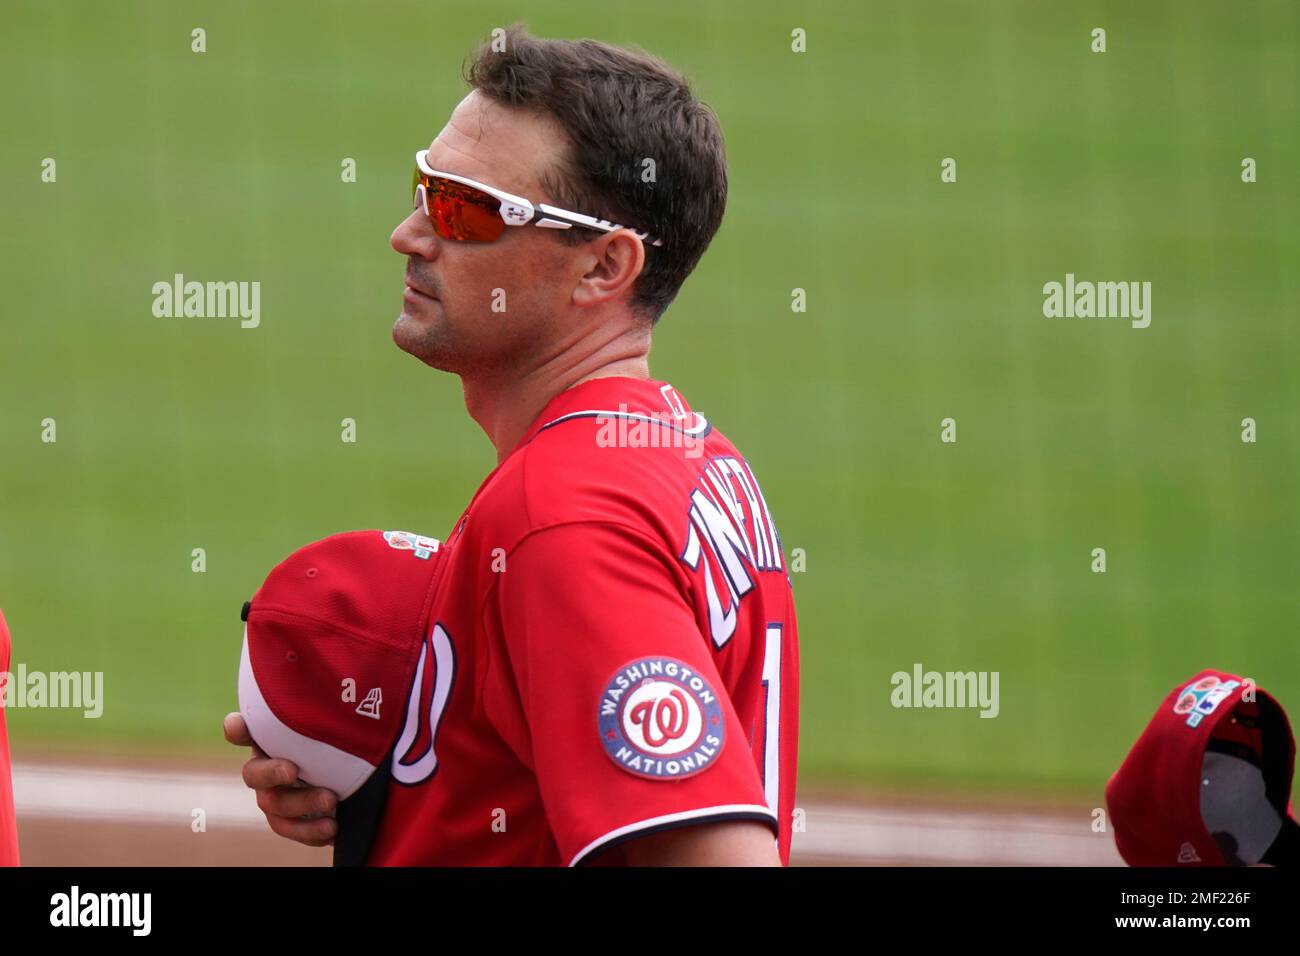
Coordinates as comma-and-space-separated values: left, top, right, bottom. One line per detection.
465, 25, 728, 322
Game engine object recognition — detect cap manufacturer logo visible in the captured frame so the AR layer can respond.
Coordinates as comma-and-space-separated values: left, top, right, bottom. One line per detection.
598, 656, 724, 780
1177, 841, 1202, 863
356, 687, 382, 719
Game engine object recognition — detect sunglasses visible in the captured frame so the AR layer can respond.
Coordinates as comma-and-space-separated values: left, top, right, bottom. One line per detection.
411, 150, 664, 247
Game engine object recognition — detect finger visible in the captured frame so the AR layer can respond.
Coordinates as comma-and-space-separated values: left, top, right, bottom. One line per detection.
241, 755, 301, 791
264, 811, 338, 848
222, 712, 252, 747
256, 785, 338, 821
224, 713, 268, 759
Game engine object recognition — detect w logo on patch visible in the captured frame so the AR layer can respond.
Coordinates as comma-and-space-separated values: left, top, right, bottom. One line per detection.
356, 687, 382, 720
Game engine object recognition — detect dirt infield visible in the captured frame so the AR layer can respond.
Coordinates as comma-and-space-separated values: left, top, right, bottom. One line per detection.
11, 756, 1122, 867
17, 817, 329, 867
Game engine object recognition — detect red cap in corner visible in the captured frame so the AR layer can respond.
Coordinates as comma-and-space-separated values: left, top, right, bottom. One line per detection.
1105, 669, 1295, 866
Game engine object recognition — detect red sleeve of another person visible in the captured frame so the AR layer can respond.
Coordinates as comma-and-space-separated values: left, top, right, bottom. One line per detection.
0, 609, 19, 866
487, 521, 775, 866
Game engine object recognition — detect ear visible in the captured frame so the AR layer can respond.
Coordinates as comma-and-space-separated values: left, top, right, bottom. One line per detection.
571, 230, 646, 309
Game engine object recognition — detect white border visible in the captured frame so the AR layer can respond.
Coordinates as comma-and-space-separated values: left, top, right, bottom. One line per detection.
568, 803, 777, 866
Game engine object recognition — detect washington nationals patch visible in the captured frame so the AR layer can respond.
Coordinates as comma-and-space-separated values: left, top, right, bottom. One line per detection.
598, 656, 725, 780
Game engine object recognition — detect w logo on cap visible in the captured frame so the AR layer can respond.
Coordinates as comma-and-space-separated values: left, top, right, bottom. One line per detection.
356, 687, 382, 720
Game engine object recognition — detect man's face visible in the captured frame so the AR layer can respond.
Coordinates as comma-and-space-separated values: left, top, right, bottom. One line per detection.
390, 91, 583, 375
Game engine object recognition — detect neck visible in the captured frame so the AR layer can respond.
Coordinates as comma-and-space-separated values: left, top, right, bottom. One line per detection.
462, 326, 652, 464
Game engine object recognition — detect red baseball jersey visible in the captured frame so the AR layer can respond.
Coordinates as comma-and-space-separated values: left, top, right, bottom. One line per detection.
368, 376, 800, 865
0, 609, 19, 866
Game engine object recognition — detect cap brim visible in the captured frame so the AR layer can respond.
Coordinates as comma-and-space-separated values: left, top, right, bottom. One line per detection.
238, 629, 379, 800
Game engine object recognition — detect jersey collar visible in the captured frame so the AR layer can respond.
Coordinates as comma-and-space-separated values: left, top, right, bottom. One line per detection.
511, 376, 703, 455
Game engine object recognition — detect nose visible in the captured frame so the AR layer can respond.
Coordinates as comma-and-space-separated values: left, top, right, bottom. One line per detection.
391, 204, 439, 260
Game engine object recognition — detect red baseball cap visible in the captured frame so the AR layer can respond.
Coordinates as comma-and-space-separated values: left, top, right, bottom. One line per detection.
1105, 669, 1296, 866
237, 530, 446, 804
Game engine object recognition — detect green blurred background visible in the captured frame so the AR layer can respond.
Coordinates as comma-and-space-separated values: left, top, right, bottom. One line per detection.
1, 0, 1297, 800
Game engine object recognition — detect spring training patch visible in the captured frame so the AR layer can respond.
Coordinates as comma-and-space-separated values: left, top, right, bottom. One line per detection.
1172, 676, 1241, 729
598, 656, 725, 780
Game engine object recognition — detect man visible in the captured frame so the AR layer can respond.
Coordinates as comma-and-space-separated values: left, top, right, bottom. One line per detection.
223, 26, 799, 866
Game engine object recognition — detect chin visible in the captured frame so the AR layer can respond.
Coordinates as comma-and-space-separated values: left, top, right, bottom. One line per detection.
392, 312, 460, 373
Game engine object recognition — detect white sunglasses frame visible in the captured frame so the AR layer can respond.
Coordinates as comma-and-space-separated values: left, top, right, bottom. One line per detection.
414, 150, 664, 247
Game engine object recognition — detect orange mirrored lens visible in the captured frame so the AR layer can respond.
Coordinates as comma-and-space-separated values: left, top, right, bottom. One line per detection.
412, 171, 506, 242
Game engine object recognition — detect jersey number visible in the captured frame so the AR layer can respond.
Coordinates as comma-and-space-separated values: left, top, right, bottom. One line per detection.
760, 623, 782, 815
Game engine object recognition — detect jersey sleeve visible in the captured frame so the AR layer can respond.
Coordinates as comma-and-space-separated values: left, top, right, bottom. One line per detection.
485, 520, 776, 866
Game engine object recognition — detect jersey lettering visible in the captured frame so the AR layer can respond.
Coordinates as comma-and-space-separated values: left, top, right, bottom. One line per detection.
680, 456, 784, 647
